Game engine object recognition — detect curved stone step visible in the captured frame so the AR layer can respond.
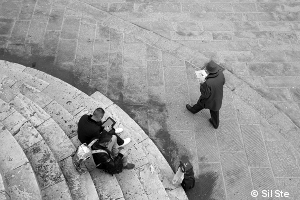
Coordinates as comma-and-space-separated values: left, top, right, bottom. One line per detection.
1, 60, 187, 199
91, 92, 188, 200
0, 80, 99, 199
0, 123, 42, 200
0, 170, 9, 200
0, 63, 118, 199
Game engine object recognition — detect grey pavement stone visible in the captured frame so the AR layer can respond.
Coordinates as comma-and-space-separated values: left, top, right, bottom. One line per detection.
14, 121, 43, 150
240, 124, 270, 167
0, 128, 28, 174
220, 151, 254, 200
250, 168, 277, 200
195, 119, 219, 162
220, 103, 236, 121
78, 21, 96, 42
122, 67, 148, 104
146, 44, 162, 61
185, 61, 201, 104
90, 169, 124, 200
234, 95, 261, 125
55, 39, 77, 67
41, 180, 72, 200
267, 112, 296, 139
163, 52, 184, 67
0, 1, 22, 19
276, 178, 300, 200
274, 101, 300, 128
123, 43, 146, 68
232, 3, 257, 12
0, 18, 14, 36
27, 19, 47, 44
266, 140, 300, 177
257, 87, 292, 102
10, 20, 30, 44
203, 21, 233, 31
90, 91, 113, 108
109, 2, 134, 12
61, 16, 80, 39
290, 87, 300, 102
93, 39, 109, 64
189, 163, 226, 200
32, 0, 52, 22
68, 0, 109, 21
89, 64, 108, 94
166, 104, 196, 131
36, 118, 75, 161
10, 93, 51, 127
43, 30, 60, 56
164, 66, 189, 105
264, 76, 300, 87
18, 0, 37, 20
47, 5, 65, 31
109, 28, 124, 53
147, 61, 163, 87
96, 23, 109, 40
259, 117, 283, 142
24, 139, 64, 189
216, 119, 244, 152
0, 35, 8, 47
5, 162, 42, 200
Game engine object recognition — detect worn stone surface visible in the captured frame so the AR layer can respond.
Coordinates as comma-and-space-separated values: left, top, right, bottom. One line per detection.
0, 128, 28, 174
24, 140, 64, 190
5, 162, 42, 200
36, 118, 75, 161
0, 98, 14, 121
2, 0, 300, 199
14, 121, 43, 150
90, 169, 124, 200
10, 93, 51, 127
2, 110, 27, 135
41, 180, 73, 200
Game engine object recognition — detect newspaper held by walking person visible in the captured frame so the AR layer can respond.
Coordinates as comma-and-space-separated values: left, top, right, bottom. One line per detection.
195, 70, 208, 84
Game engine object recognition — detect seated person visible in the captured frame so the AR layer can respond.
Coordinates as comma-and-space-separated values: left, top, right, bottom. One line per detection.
77, 107, 130, 147
91, 131, 135, 174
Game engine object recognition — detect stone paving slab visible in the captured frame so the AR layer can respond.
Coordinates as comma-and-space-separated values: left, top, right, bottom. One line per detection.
0, 126, 28, 174
36, 118, 75, 162
4, 162, 42, 200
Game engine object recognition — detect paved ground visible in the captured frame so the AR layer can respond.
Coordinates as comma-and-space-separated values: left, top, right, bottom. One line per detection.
1, 0, 300, 199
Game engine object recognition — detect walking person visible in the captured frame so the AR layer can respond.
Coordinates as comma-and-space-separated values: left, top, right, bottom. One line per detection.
186, 60, 225, 129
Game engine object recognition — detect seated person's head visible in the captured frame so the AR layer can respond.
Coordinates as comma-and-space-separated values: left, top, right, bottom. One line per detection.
98, 131, 112, 147
92, 108, 105, 122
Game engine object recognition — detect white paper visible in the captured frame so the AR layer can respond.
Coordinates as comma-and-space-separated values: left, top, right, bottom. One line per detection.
172, 167, 184, 185
195, 70, 207, 84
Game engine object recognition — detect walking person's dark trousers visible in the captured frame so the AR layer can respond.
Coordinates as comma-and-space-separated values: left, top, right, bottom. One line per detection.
190, 102, 220, 129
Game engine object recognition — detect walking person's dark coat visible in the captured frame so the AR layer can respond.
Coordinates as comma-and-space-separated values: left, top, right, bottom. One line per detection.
186, 60, 225, 129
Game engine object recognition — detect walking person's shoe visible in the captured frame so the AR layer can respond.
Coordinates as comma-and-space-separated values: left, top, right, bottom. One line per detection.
186, 104, 195, 114
118, 138, 131, 148
209, 118, 218, 129
123, 163, 135, 170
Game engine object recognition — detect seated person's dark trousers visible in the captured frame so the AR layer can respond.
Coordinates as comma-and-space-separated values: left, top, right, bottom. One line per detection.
190, 102, 220, 128
108, 128, 124, 146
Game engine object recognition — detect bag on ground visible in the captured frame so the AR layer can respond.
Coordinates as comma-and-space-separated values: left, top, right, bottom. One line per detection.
72, 139, 98, 174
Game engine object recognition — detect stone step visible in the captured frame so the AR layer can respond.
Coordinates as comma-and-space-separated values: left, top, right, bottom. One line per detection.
0, 123, 42, 200
1, 60, 187, 199
0, 78, 100, 199
91, 92, 188, 200
0, 172, 9, 200
0, 62, 120, 199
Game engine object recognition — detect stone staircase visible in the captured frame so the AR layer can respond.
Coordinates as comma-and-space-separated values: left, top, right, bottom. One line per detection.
0, 60, 188, 200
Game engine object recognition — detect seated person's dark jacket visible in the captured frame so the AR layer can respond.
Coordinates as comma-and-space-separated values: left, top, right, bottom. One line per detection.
77, 114, 104, 144
91, 139, 123, 175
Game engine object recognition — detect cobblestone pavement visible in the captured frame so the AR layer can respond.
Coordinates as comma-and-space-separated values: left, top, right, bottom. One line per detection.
1, 0, 300, 199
